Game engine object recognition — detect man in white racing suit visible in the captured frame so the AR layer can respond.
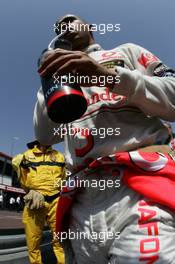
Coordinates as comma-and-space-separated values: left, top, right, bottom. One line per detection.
34, 14, 175, 263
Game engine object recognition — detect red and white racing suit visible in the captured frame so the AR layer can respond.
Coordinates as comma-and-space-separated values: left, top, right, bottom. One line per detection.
34, 43, 175, 263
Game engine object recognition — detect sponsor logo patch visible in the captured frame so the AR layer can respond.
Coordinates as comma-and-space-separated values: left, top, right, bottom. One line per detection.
101, 60, 124, 69
154, 63, 175, 77
138, 52, 159, 68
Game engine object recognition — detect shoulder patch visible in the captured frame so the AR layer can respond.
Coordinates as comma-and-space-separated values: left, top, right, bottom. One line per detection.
138, 52, 159, 68
154, 63, 175, 77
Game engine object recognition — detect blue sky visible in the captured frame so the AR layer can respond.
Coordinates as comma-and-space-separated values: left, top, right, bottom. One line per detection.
0, 0, 175, 156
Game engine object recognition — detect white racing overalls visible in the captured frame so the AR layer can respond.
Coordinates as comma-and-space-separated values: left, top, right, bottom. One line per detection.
33, 43, 175, 263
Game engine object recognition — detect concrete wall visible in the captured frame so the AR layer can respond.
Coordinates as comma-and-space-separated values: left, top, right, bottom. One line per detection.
0, 229, 57, 264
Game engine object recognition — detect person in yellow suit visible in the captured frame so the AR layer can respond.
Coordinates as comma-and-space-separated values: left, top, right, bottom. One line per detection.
12, 140, 65, 264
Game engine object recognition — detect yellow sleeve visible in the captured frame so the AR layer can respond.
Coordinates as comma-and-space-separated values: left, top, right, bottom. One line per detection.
12, 154, 23, 178
12, 153, 29, 191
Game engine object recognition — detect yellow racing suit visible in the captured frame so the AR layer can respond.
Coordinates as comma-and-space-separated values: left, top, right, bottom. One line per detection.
12, 145, 66, 264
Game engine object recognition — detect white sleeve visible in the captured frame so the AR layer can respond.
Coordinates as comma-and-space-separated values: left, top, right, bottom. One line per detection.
112, 44, 175, 121
33, 87, 64, 145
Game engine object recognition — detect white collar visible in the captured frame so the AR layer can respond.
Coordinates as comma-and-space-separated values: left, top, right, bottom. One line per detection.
83, 43, 103, 54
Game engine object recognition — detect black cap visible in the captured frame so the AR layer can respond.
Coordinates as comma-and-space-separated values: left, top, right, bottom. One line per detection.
27, 140, 40, 149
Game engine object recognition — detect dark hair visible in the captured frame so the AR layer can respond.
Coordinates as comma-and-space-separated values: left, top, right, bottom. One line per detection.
26, 140, 40, 149
54, 14, 94, 38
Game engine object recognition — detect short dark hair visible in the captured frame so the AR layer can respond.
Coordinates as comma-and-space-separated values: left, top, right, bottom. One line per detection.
54, 14, 94, 38
26, 140, 39, 149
